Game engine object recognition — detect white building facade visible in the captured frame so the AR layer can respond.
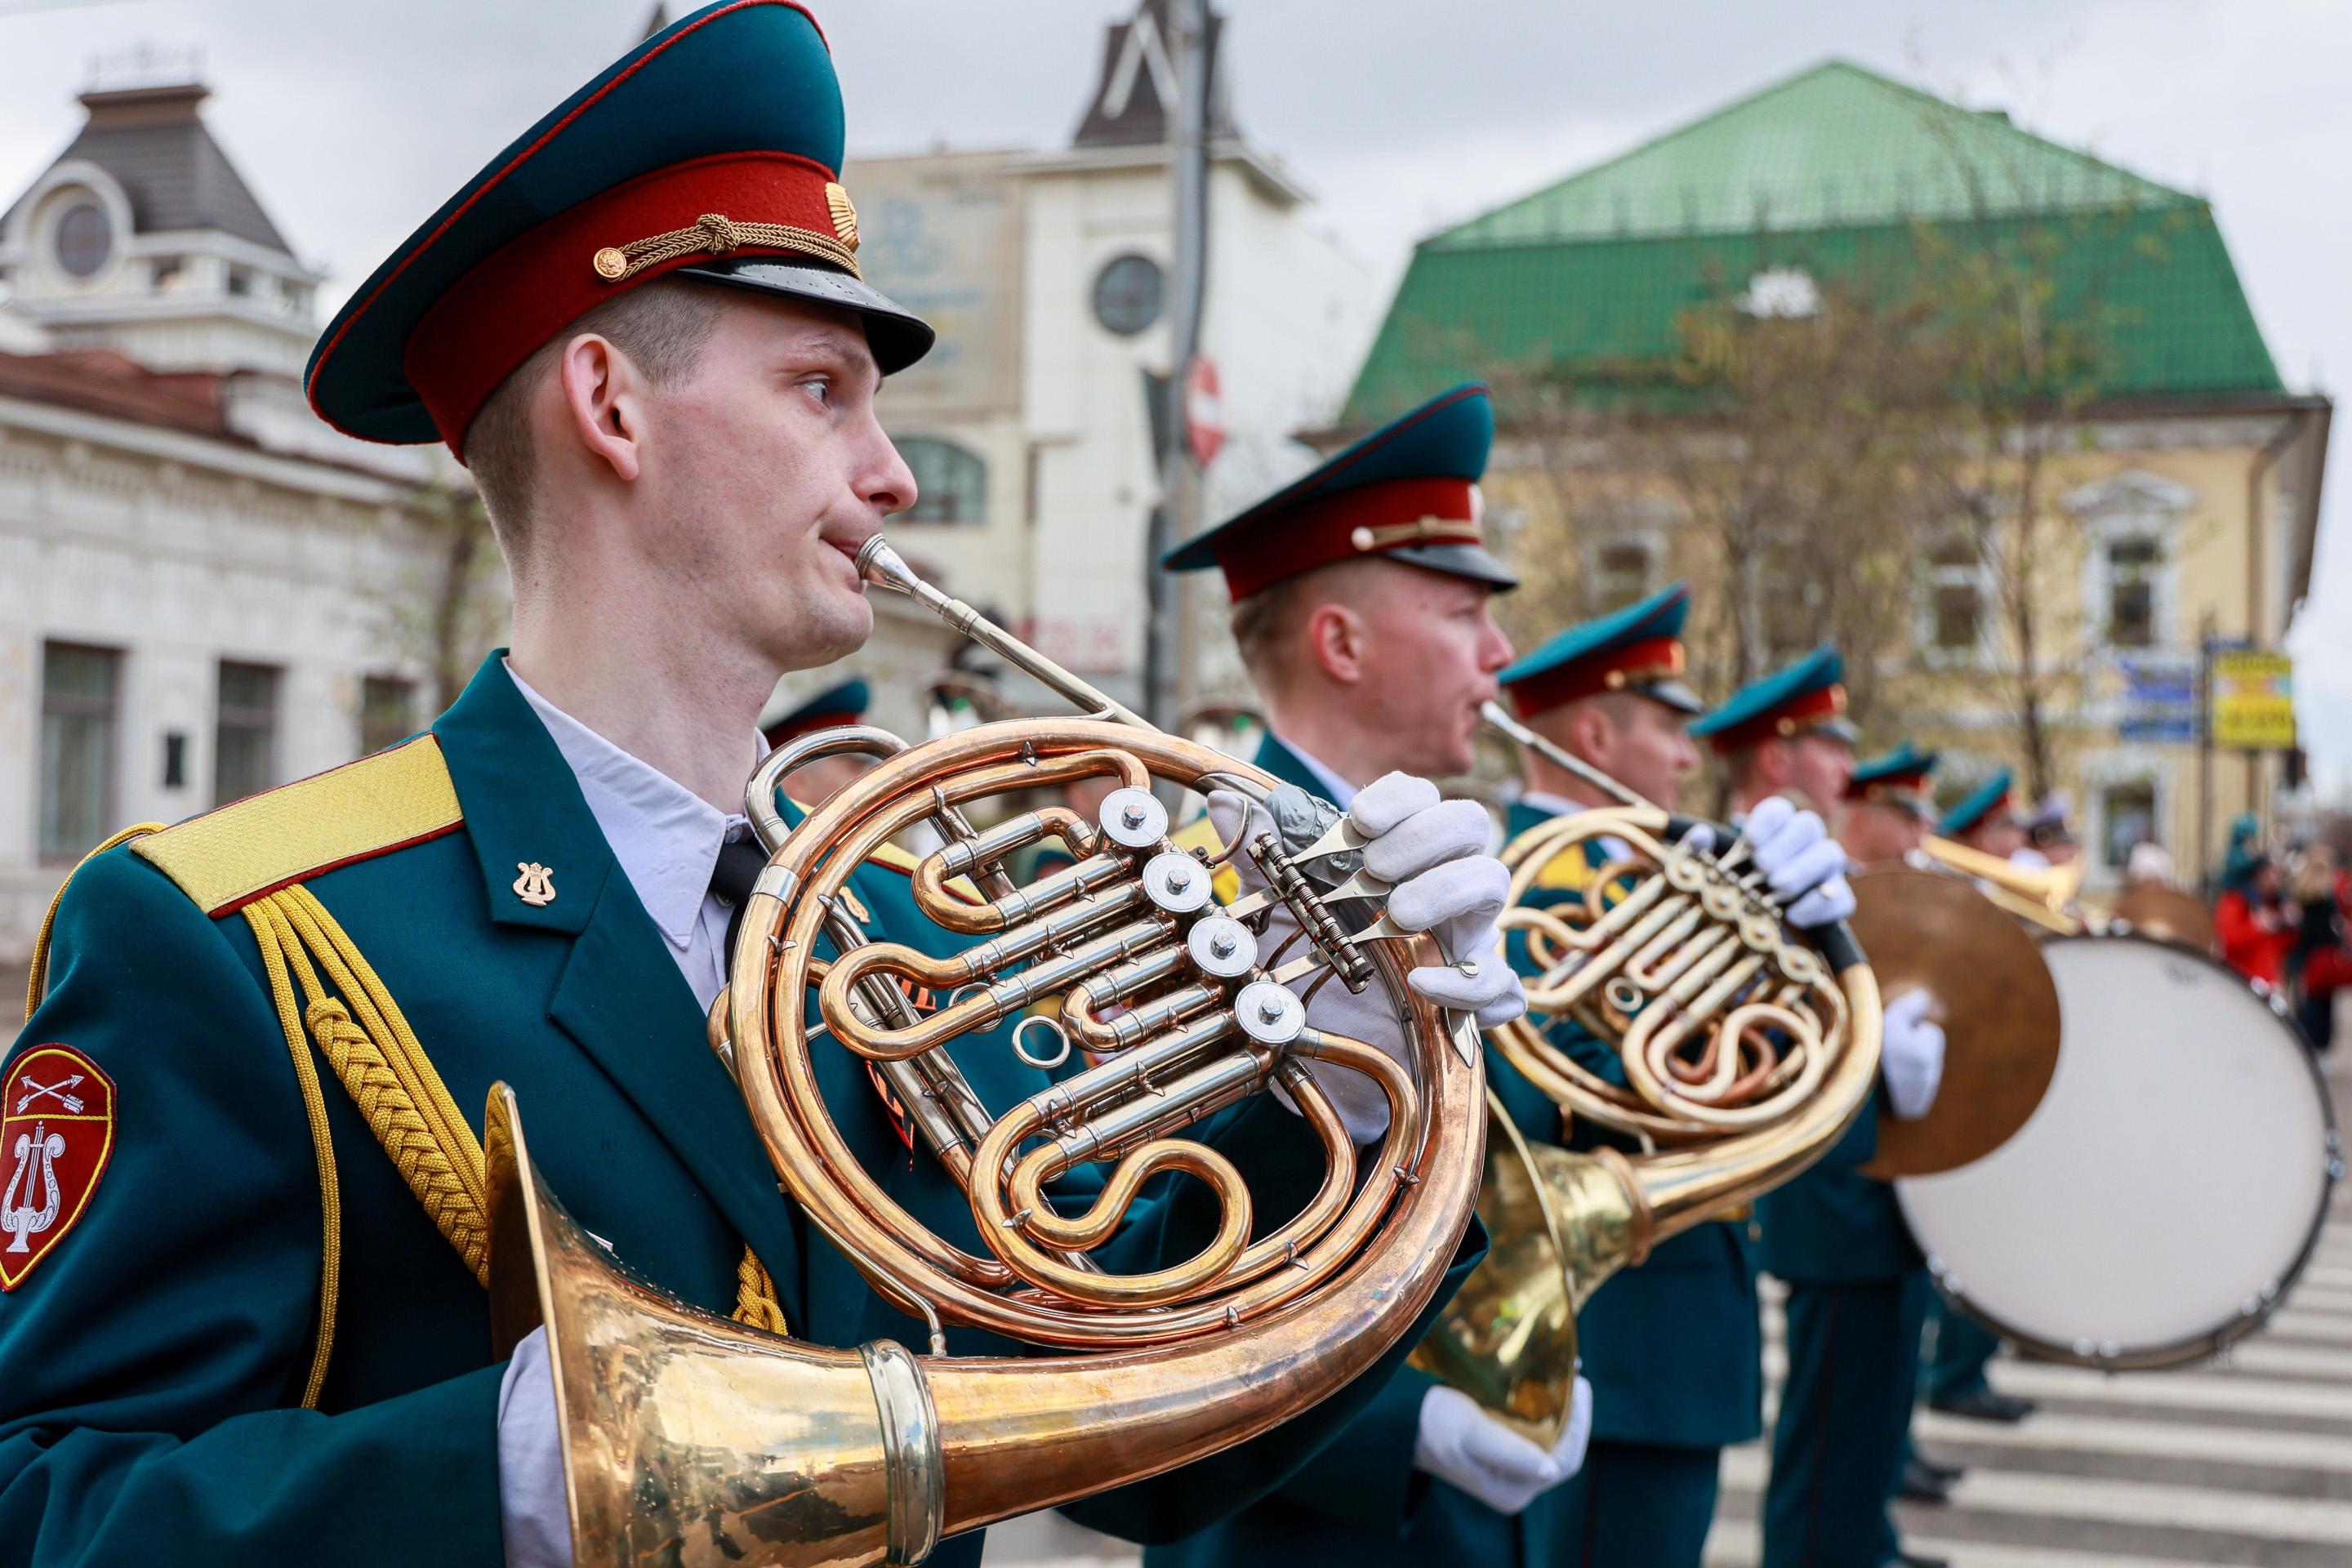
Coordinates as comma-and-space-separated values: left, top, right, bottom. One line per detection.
813, 0, 1380, 725
0, 76, 452, 989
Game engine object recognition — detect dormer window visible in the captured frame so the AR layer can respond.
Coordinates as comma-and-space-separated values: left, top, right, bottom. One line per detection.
54, 202, 112, 278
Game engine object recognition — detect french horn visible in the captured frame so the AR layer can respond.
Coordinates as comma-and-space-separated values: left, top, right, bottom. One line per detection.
482, 539, 1486, 1568
1409, 701, 1883, 1443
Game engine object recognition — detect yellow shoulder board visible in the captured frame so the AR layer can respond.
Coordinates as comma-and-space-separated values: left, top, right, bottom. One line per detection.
134, 736, 463, 917
1530, 844, 1597, 893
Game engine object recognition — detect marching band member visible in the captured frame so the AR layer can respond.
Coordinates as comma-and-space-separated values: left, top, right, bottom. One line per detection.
1149, 384, 1592, 1566
1918, 772, 2038, 1426
1494, 585, 1782, 1568
0, 10, 1520, 1564
1698, 662, 1950, 1568
757, 676, 874, 804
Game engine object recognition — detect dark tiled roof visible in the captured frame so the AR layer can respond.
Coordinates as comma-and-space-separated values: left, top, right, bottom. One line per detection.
1071, 0, 1234, 149
7, 83, 292, 256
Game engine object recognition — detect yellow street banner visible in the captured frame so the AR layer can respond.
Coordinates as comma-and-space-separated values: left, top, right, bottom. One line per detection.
2211, 649, 2296, 751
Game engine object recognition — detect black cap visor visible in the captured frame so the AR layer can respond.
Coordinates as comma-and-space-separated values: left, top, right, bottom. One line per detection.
677, 257, 935, 375
1386, 541, 1520, 593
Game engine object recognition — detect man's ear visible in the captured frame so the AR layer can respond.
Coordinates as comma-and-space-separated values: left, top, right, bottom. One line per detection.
1303, 600, 1369, 687
555, 332, 646, 483
1565, 704, 1614, 768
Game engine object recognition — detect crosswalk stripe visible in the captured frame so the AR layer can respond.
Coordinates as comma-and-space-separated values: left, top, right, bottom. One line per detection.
1718, 1446, 2352, 1544
1906, 1405, 2352, 1470
1704, 1527, 2241, 1568
1761, 1344, 2352, 1417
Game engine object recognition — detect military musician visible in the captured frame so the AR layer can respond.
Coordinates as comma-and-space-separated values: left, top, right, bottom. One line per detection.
0, 8, 1523, 1564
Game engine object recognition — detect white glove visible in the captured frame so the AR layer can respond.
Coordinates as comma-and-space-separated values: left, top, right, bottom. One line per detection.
1207, 775, 1526, 1144
1741, 795, 1857, 929
497, 1326, 574, 1568
1879, 987, 1946, 1120
1413, 1381, 1592, 1515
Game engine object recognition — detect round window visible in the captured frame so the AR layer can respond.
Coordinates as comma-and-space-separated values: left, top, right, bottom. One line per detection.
1091, 253, 1165, 337
54, 203, 113, 278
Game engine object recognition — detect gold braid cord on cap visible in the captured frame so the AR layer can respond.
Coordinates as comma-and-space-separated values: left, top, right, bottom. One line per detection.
591, 209, 860, 284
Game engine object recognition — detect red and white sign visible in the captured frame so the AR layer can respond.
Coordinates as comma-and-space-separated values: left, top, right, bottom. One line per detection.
1184, 356, 1226, 469
2, 1045, 116, 1290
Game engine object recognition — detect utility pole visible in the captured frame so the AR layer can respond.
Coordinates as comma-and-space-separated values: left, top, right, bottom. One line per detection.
1145, 0, 1210, 731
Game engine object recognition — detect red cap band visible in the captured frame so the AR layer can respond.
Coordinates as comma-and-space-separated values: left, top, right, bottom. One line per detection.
1705, 684, 1847, 754
406, 149, 849, 458
1507, 635, 1686, 720
1214, 477, 1479, 600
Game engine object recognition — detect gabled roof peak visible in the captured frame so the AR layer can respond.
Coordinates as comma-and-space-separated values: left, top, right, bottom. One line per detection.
1432, 57, 2195, 252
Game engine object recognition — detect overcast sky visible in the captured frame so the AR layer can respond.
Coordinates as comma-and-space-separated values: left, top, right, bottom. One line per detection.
3, 0, 2347, 789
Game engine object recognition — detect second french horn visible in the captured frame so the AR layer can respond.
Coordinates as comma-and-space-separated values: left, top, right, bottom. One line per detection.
1411, 702, 1883, 1443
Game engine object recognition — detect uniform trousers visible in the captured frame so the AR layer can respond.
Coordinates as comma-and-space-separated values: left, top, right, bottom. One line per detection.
1922, 1292, 2002, 1403
1762, 1271, 1930, 1568
1549, 1437, 1722, 1568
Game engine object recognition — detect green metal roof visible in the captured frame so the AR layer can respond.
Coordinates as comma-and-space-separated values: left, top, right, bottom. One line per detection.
1345, 61, 2283, 425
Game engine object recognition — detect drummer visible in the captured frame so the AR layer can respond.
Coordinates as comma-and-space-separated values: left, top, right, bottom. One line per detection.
1920, 770, 2042, 1426
1695, 662, 1953, 1568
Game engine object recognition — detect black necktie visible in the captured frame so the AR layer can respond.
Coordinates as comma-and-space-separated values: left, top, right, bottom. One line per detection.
710, 833, 769, 970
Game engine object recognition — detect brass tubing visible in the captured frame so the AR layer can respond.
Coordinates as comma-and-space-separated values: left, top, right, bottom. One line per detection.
733, 720, 1482, 1347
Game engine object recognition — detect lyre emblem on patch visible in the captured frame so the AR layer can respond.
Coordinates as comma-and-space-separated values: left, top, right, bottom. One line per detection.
513, 862, 557, 907
2, 1045, 116, 1290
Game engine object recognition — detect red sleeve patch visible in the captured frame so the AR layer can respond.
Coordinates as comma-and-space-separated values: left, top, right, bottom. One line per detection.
2, 1045, 117, 1290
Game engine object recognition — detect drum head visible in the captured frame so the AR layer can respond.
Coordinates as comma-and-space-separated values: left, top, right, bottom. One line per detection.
1898, 933, 2339, 1368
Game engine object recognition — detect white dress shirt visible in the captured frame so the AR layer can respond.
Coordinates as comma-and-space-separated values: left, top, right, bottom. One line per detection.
507, 662, 756, 1013
497, 664, 768, 1568
1272, 733, 1361, 809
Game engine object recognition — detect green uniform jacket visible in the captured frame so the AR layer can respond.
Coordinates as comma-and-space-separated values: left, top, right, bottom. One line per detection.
1503, 799, 1764, 1453
1140, 736, 1565, 1568
1753, 1089, 1913, 1283
0, 661, 1475, 1567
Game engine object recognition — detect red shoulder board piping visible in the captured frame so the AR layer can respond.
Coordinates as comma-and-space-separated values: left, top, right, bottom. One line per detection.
2, 1045, 118, 1290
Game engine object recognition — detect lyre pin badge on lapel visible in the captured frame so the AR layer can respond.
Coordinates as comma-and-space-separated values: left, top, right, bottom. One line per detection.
513, 862, 556, 907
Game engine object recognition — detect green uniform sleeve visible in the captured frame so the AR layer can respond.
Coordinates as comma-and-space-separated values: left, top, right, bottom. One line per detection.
0, 849, 506, 1566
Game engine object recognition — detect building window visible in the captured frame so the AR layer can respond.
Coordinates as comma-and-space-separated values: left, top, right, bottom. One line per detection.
1091, 253, 1165, 336
1588, 540, 1655, 613
2098, 780, 2157, 871
214, 661, 280, 805
150, 256, 185, 292
53, 202, 112, 278
1926, 534, 1984, 654
898, 438, 989, 524
360, 675, 416, 756
225, 265, 253, 298
2105, 537, 2162, 648
39, 644, 119, 862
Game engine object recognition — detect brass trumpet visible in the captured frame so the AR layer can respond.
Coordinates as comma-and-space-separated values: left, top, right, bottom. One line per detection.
481, 541, 1486, 1568
1918, 835, 2084, 934
1409, 702, 1883, 1442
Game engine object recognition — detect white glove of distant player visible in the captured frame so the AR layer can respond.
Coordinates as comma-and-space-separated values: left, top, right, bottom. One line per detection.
1878, 987, 1946, 1120
1414, 1380, 1593, 1515
1742, 795, 1858, 929
1207, 773, 1526, 1143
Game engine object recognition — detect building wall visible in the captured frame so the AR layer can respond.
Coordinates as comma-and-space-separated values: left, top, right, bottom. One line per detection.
1481, 409, 2323, 889
1019, 149, 1378, 703
0, 394, 441, 967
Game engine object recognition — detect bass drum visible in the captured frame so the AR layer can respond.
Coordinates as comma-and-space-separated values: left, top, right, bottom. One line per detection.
1898, 932, 2341, 1369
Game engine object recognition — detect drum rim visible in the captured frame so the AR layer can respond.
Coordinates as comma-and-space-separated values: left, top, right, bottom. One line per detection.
1909, 929, 2344, 1372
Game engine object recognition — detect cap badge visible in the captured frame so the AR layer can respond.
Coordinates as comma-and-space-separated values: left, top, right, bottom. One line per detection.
826, 183, 859, 252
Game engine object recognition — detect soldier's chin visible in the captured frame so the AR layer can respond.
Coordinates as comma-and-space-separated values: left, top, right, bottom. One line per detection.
775, 591, 872, 670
